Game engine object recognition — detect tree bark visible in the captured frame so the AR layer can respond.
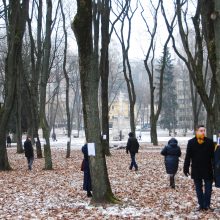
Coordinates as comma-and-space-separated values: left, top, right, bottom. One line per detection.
40, 0, 53, 170
16, 62, 23, 153
60, 0, 71, 158
100, 0, 111, 155
0, 0, 29, 170
72, 0, 118, 203
27, 0, 43, 158
214, 0, 220, 130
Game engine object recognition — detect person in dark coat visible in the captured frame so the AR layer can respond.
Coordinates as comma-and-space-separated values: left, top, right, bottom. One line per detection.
214, 131, 220, 187
183, 125, 214, 211
6, 135, 12, 147
161, 138, 181, 189
24, 136, 34, 170
126, 132, 140, 171
82, 144, 92, 197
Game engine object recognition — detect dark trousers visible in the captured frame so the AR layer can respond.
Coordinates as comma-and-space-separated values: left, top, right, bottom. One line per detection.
130, 153, 138, 169
193, 179, 212, 208
27, 157, 34, 170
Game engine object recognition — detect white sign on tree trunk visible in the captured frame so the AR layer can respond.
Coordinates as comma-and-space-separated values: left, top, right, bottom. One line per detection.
213, 135, 217, 142
88, 143, 95, 156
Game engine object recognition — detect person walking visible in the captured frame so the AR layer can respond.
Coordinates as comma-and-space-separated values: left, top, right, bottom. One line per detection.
183, 125, 214, 211
24, 136, 34, 170
6, 135, 12, 147
126, 132, 140, 171
81, 143, 92, 197
161, 138, 181, 189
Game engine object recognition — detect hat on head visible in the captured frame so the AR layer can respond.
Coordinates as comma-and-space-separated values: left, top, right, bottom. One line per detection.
129, 132, 134, 137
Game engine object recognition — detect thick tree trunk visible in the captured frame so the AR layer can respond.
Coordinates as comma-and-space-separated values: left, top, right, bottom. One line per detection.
100, 0, 111, 156
40, 0, 52, 170
214, 0, 220, 130
16, 62, 23, 153
15, 98, 23, 153
0, 0, 29, 170
72, 0, 118, 203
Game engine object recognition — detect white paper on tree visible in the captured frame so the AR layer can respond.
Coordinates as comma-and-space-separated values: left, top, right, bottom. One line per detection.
88, 143, 95, 156
103, 134, 107, 140
67, 137, 71, 142
213, 135, 217, 142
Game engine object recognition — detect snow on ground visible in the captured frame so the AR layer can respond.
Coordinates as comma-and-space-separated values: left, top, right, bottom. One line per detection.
11, 128, 194, 150
1, 143, 220, 219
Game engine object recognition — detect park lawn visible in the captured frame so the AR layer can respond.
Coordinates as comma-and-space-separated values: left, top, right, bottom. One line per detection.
0, 147, 220, 219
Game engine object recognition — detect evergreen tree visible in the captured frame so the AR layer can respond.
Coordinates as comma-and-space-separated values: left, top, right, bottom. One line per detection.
158, 48, 177, 134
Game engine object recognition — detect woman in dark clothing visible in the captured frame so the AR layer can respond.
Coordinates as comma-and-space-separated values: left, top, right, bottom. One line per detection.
82, 144, 92, 197
161, 138, 181, 188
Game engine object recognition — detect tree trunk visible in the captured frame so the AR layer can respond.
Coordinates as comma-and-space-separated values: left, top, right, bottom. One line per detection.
40, 0, 52, 170
214, 0, 220, 130
60, 0, 71, 158
16, 64, 23, 153
0, 0, 29, 170
27, 0, 43, 158
72, 0, 118, 203
100, 0, 111, 155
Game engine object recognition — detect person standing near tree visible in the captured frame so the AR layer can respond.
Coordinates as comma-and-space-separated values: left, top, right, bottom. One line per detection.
126, 132, 140, 171
183, 125, 214, 211
24, 136, 34, 170
81, 143, 92, 197
6, 135, 12, 147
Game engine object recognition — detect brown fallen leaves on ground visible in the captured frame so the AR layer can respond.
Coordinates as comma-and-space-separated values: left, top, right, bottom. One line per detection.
1, 147, 220, 219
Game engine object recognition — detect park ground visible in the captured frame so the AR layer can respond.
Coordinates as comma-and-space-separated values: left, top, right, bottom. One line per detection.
1, 144, 220, 219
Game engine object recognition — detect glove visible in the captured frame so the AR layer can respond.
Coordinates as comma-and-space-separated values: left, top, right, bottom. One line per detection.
183, 169, 190, 177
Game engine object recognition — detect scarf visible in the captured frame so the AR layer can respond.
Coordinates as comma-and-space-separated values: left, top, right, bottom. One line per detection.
196, 133, 205, 144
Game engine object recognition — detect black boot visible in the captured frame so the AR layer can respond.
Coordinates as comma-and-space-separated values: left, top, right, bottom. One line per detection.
87, 191, 92, 197
170, 176, 175, 188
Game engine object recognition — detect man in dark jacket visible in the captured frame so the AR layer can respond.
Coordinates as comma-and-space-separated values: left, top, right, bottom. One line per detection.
24, 136, 34, 170
161, 138, 181, 188
126, 132, 139, 171
183, 125, 214, 211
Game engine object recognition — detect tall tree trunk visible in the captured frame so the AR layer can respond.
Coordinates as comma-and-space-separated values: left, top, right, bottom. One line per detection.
16, 62, 23, 153
0, 0, 29, 170
27, 0, 43, 158
100, 0, 111, 155
40, 0, 52, 170
72, 0, 118, 203
60, 0, 71, 158
214, 0, 220, 130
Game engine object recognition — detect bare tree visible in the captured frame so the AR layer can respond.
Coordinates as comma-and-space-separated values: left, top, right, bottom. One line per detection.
0, 0, 29, 170
114, 0, 138, 135
59, 0, 71, 158
163, 0, 217, 136
140, 0, 173, 145
26, 0, 43, 158
40, 0, 53, 170
213, 0, 220, 130
72, 0, 119, 203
